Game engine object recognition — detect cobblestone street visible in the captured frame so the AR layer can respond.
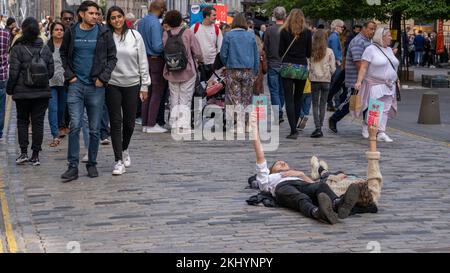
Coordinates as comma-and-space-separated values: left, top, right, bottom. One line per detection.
1, 101, 450, 253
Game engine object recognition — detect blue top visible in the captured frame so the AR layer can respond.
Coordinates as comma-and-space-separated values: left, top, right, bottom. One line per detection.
137, 13, 163, 56
327, 31, 342, 62
73, 23, 98, 84
413, 35, 425, 51
220, 29, 259, 75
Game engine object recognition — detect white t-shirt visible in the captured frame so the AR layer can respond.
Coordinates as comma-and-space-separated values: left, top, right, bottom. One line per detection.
191, 23, 223, 65
362, 45, 399, 98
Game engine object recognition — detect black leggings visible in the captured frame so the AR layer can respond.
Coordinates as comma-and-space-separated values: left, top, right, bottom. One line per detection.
15, 98, 49, 153
282, 78, 306, 134
275, 180, 338, 218
106, 84, 140, 162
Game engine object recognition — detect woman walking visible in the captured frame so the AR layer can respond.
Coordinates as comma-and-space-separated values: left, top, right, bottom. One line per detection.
278, 9, 312, 139
220, 13, 259, 132
354, 27, 399, 142
162, 10, 203, 135
106, 6, 151, 175
47, 21, 67, 147
309, 29, 336, 138
6, 17, 54, 165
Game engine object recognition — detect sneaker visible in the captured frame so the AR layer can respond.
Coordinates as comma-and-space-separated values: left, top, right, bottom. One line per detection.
145, 124, 167, 133
135, 118, 142, 125
286, 131, 298, 139
61, 167, 79, 182
16, 153, 29, 165
310, 128, 323, 138
316, 193, 338, 225
377, 132, 393, 142
297, 117, 308, 130
310, 156, 320, 180
142, 126, 148, 133
29, 153, 40, 166
319, 160, 329, 175
101, 138, 111, 145
336, 183, 360, 219
112, 161, 126, 175
362, 124, 369, 139
86, 165, 99, 178
123, 150, 131, 167
81, 154, 89, 163
328, 118, 338, 133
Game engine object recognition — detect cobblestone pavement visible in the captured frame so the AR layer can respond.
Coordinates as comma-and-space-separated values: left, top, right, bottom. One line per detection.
1, 105, 450, 253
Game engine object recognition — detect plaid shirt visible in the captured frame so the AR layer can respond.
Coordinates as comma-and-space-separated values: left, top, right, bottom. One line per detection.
0, 29, 10, 81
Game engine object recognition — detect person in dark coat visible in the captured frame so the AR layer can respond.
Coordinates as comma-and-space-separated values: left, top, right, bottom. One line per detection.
6, 17, 54, 166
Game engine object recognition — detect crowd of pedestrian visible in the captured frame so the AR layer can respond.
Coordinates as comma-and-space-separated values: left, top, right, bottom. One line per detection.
0, 0, 447, 184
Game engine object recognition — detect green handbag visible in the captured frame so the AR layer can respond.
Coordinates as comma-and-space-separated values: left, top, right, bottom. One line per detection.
280, 35, 309, 80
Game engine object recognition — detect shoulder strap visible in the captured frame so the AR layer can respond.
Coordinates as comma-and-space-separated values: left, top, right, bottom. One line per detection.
23, 46, 34, 57
214, 24, 219, 37
130, 29, 137, 40
194, 23, 200, 34
177, 27, 186, 37
373, 44, 396, 72
281, 35, 297, 62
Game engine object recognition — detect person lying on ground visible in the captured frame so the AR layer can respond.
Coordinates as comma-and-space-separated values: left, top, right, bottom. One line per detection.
250, 111, 361, 225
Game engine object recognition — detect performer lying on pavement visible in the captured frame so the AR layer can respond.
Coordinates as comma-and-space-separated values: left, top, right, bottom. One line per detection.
250, 112, 382, 224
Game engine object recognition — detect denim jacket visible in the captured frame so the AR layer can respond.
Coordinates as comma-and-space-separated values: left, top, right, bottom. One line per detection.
220, 29, 259, 75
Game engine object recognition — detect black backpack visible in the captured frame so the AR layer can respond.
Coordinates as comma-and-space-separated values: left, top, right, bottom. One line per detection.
163, 28, 188, 71
23, 46, 49, 88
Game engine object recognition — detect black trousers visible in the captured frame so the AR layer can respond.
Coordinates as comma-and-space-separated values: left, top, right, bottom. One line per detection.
105, 84, 140, 162
275, 180, 338, 218
282, 78, 306, 134
15, 98, 49, 154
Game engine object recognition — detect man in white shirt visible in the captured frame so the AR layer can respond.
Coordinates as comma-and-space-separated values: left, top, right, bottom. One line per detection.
191, 6, 223, 81
250, 112, 360, 224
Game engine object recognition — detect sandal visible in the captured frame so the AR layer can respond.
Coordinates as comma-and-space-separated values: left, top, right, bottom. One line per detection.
49, 138, 61, 147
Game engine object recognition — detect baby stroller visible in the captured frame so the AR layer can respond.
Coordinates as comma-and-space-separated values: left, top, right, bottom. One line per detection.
201, 68, 227, 131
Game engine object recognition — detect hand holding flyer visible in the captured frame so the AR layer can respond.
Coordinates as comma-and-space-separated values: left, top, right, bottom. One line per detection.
253, 96, 268, 122
366, 99, 385, 127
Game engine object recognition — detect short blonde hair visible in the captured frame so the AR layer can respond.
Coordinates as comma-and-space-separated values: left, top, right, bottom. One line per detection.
372, 27, 390, 46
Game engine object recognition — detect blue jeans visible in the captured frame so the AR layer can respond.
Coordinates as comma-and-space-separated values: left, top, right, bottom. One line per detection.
267, 67, 284, 119
82, 110, 89, 150
415, 51, 424, 65
67, 81, 105, 168
299, 93, 312, 118
48, 86, 67, 138
0, 80, 5, 138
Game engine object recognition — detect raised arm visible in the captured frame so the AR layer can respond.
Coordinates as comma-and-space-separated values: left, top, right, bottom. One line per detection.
366, 126, 382, 204
250, 111, 265, 164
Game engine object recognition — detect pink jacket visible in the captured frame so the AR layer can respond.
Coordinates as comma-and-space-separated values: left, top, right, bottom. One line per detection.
162, 26, 203, 83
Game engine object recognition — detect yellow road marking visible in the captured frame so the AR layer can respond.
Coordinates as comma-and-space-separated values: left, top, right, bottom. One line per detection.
1, 96, 11, 144
0, 168, 18, 253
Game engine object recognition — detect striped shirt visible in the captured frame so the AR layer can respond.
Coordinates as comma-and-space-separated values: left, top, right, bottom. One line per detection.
0, 29, 9, 81
345, 33, 371, 88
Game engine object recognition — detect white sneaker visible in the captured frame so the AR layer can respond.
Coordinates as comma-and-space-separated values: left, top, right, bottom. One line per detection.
362, 124, 369, 139
377, 132, 393, 142
135, 118, 142, 125
146, 124, 168, 133
81, 154, 89, 163
310, 156, 320, 180
112, 160, 126, 175
123, 150, 131, 167
142, 126, 148, 133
